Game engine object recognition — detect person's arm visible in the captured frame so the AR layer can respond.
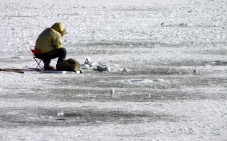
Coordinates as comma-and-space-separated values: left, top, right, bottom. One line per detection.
53, 33, 64, 49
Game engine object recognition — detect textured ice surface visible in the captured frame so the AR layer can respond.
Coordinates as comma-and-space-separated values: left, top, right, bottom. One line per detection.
0, 0, 227, 140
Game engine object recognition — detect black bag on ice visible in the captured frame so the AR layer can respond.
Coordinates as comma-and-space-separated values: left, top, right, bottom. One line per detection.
56, 58, 81, 72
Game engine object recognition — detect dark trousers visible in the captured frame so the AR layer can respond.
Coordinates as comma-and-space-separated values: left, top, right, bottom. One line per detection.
42, 48, 67, 66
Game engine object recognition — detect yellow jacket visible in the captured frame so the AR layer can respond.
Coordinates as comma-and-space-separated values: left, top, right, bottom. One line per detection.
35, 22, 67, 53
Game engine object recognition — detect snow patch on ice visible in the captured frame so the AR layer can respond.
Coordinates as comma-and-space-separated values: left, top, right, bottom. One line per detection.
81, 57, 129, 73
122, 79, 169, 86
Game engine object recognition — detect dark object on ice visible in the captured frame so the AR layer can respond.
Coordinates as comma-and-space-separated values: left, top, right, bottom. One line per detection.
0, 68, 40, 74
161, 22, 165, 27
178, 23, 188, 27
96, 65, 108, 72
0, 68, 25, 73
193, 69, 196, 74
56, 58, 81, 72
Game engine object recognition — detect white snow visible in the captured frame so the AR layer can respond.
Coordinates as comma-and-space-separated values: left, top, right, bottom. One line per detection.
0, 0, 227, 140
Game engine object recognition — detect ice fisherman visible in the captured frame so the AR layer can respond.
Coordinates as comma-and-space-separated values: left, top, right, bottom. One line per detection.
35, 22, 67, 70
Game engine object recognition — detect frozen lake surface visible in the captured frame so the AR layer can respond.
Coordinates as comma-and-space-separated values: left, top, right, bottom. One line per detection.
0, 0, 227, 140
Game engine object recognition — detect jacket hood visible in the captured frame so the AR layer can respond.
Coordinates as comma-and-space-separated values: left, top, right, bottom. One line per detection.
51, 22, 67, 36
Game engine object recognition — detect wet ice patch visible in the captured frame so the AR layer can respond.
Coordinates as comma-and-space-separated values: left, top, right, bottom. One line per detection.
0, 107, 173, 127
11, 56, 24, 59
160, 22, 189, 27
209, 61, 227, 66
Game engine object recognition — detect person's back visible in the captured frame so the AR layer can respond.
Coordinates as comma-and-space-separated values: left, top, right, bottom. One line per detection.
35, 28, 59, 53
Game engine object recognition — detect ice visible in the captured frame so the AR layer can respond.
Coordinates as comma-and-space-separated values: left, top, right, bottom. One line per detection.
0, 0, 227, 140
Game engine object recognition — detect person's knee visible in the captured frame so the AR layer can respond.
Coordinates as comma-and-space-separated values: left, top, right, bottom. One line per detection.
58, 48, 66, 55
59, 48, 66, 52
57, 48, 66, 58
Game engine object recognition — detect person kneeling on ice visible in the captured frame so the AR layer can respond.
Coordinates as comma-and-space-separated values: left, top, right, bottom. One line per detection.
35, 22, 67, 70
